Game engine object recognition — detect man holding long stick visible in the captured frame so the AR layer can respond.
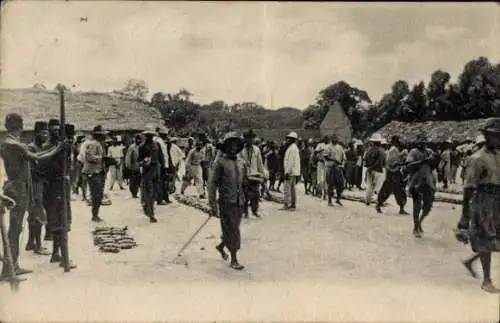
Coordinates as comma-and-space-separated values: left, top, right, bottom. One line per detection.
208, 132, 246, 270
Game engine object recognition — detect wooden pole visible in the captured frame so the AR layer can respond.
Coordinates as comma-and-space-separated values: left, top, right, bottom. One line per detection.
56, 84, 71, 273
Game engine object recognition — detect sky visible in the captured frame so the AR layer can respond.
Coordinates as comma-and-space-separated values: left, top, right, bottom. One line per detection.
1, 1, 499, 109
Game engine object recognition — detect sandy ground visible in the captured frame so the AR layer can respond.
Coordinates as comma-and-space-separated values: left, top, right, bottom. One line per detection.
1, 184, 499, 322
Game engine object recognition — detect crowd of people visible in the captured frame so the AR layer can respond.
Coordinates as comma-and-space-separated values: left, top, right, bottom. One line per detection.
1, 112, 499, 292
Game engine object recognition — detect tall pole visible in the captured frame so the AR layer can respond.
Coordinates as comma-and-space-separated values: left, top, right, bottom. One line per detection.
56, 84, 71, 273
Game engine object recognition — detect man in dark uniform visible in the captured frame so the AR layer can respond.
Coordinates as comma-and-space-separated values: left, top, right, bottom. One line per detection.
42, 120, 77, 267
42, 119, 62, 241
25, 121, 51, 255
0, 113, 62, 281
138, 126, 164, 223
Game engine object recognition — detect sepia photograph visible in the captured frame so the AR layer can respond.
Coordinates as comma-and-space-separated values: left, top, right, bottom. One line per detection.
0, 1, 499, 322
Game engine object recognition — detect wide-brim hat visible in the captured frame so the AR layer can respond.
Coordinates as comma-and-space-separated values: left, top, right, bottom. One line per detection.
157, 126, 169, 135
369, 133, 383, 142
481, 118, 500, 134
91, 125, 107, 135
475, 134, 486, 145
142, 123, 157, 135
221, 132, 244, 153
286, 131, 298, 139
243, 129, 257, 139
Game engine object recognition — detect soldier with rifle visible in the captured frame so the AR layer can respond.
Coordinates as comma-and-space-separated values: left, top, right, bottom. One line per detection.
25, 121, 51, 255
41, 120, 77, 268
0, 113, 63, 281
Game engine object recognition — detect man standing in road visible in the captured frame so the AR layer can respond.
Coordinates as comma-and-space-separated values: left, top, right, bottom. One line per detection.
239, 130, 265, 218
125, 134, 142, 199
82, 125, 108, 223
25, 121, 51, 256
208, 132, 246, 270
375, 136, 409, 215
281, 132, 301, 211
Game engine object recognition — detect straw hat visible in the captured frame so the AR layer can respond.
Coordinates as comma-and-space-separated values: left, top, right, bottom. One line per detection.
369, 133, 383, 142
142, 123, 156, 135
286, 131, 298, 139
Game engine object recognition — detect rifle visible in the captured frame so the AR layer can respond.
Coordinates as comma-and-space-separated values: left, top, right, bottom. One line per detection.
0, 193, 22, 291
56, 84, 71, 273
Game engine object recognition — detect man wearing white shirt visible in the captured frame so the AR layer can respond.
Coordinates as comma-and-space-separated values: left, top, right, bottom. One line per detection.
107, 136, 125, 190
282, 132, 301, 211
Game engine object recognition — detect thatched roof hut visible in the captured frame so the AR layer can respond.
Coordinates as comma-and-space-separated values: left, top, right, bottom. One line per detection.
0, 88, 163, 132
378, 119, 488, 143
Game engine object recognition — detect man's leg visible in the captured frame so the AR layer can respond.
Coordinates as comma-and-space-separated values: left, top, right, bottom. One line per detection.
335, 167, 344, 205
410, 188, 423, 237
365, 172, 375, 205
283, 177, 291, 208
194, 166, 205, 198
290, 176, 297, 208
326, 168, 334, 205
479, 252, 500, 293
418, 186, 435, 233
219, 202, 244, 270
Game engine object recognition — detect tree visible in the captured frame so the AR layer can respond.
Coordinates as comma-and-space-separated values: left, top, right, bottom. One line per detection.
302, 81, 372, 131
122, 79, 149, 100
427, 70, 452, 119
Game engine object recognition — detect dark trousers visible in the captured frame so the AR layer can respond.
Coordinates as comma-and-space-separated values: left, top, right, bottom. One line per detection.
268, 170, 278, 189
353, 165, 363, 187
244, 180, 260, 215
410, 184, 435, 228
129, 169, 141, 198
87, 172, 105, 218
219, 202, 243, 253
156, 167, 165, 203
377, 171, 407, 208
142, 166, 158, 217
327, 166, 344, 202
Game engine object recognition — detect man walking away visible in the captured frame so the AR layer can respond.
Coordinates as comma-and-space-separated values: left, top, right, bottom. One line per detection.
405, 133, 438, 238
300, 139, 313, 194
376, 136, 409, 215
364, 134, 386, 205
125, 134, 142, 199
324, 134, 346, 206
0, 113, 62, 280
138, 126, 163, 223
208, 132, 246, 270
82, 125, 107, 222
25, 121, 51, 255
281, 132, 301, 210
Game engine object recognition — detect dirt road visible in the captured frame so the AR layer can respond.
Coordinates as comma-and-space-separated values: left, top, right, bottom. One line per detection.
1, 186, 498, 322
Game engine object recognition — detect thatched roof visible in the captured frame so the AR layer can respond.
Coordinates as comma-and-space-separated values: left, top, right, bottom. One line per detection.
0, 88, 163, 132
378, 119, 488, 143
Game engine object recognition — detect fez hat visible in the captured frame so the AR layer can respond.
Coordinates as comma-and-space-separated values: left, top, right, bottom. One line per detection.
48, 119, 60, 128
91, 125, 107, 135
221, 132, 244, 154
64, 124, 75, 136
34, 121, 48, 132
481, 118, 500, 134
243, 129, 257, 139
